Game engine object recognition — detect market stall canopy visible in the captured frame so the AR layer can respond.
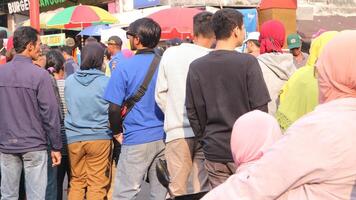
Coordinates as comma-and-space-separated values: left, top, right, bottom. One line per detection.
148, 7, 203, 40
78, 24, 110, 36
47, 5, 118, 29
22, 8, 65, 29
259, 0, 297, 10
100, 26, 130, 49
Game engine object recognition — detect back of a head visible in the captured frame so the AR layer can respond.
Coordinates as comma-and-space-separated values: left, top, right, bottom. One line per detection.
85, 36, 97, 45
193, 11, 214, 38
60, 46, 73, 56
129, 18, 161, 49
81, 42, 104, 70
316, 30, 356, 104
46, 49, 65, 74
231, 110, 282, 167
13, 26, 39, 54
259, 20, 286, 54
211, 8, 244, 40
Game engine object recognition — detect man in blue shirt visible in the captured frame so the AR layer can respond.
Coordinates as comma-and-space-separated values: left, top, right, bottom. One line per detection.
104, 18, 166, 199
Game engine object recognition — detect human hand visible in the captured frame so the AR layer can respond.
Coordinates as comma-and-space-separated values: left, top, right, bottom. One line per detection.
114, 133, 123, 144
51, 151, 62, 167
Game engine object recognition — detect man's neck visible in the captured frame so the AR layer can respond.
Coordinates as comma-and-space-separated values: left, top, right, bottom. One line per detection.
215, 39, 237, 51
194, 36, 213, 49
112, 49, 120, 56
295, 52, 304, 62
19, 51, 32, 59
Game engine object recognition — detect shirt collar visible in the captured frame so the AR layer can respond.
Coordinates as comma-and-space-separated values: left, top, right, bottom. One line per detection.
13, 54, 33, 63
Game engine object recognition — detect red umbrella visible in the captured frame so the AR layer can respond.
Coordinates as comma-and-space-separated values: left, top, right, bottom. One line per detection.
148, 7, 203, 40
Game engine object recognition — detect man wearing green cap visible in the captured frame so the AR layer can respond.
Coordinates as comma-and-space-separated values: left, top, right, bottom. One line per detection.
287, 33, 309, 68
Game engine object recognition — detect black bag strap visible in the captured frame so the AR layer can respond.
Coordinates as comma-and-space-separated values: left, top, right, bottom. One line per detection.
123, 51, 161, 113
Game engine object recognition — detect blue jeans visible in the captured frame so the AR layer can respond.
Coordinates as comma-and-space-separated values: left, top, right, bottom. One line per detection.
46, 151, 57, 200
1, 150, 47, 200
113, 140, 167, 200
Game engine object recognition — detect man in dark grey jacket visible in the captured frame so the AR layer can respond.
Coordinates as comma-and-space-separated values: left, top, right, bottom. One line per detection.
0, 26, 62, 200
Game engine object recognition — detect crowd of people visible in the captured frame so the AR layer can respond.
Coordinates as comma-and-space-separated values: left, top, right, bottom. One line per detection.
0, 7, 356, 200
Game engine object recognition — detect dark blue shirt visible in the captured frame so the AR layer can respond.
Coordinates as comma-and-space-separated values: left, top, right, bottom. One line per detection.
64, 57, 79, 78
0, 55, 62, 153
104, 53, 165, 145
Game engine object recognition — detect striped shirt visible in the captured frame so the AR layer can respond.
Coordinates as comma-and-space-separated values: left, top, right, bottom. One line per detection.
57, 79, 67, 155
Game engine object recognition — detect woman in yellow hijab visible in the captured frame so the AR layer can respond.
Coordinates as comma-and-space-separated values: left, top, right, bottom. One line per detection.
276, 31, 338, 131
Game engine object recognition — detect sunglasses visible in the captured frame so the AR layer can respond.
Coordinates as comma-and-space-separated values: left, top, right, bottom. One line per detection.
126, 31, 137, 39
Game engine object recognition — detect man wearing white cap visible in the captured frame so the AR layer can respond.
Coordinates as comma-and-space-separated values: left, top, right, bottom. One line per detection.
244, 32, 260, 57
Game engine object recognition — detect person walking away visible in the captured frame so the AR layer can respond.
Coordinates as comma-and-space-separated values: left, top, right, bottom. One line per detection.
186, 8, 270, 189
60, 46, 79, 78
243, 32, 260, 57
287, 33, 309, 69
202, 110, 282, 200
155, 11, 215, 196
0, 26, 62, 200
104, 18, 167, 200
257, 20, 297, 115
65, 42, 112, 200
202, 30, 356, 200
276, 31, 338, 131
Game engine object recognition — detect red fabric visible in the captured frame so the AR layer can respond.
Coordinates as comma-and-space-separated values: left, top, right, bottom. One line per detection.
7, 36, 13, 51
259, 20, 286, 54
259, 0, 297, 10
148, 8, 202, 40
71, 5, 100, 23
0, 56, 6, 64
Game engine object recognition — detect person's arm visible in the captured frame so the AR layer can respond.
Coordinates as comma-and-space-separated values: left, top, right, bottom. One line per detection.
104, 67, 127, 140
155, 54, 168, 113
37, 72, 62, 165
247, 57, 271, 112
186, 67, 207, 138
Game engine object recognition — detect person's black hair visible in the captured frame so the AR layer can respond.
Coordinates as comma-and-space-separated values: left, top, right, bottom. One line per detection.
104, 48, 111, 60
60, 46, 73, 55
250, 40, 260, 48
45, 49, 65, 75
212, 8, 244, 40
85, 36, 97, 44
128, 18, 161, 49
13, 26, 39, 54
80, 42, 104, 70
193, 11, 214, 38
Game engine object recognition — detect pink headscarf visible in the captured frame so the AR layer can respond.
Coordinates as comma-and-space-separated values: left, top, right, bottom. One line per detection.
259, 20, 286, 54
231, 110, 282, 169
316, 30, 356, 104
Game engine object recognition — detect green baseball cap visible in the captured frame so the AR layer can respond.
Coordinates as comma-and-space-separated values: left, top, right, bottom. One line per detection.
287, 33, 301, 49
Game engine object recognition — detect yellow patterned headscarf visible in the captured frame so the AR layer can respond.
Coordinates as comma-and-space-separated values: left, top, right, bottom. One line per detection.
276, 31, 339, 131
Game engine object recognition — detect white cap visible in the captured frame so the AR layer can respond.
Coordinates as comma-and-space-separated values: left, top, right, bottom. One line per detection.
243, 32, 260, 44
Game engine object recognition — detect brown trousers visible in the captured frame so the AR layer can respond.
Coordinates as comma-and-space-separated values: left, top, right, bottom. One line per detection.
165, 138, 210, 196
204, 160, 237, 189
67, 140, 112, 200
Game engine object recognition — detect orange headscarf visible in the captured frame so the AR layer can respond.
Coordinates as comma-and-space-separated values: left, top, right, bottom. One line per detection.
259, 20, 286, 54
317, 30, 356, 103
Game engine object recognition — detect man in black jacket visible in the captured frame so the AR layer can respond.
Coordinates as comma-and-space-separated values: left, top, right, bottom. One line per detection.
185, 8, 271, 188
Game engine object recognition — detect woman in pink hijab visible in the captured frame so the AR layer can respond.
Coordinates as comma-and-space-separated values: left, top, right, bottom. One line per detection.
202, 30, 356, 200
203, 110, 282, 199
231, 110, 282, 171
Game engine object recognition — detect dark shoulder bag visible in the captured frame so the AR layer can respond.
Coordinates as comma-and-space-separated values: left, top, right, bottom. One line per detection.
120, 49, 161, 120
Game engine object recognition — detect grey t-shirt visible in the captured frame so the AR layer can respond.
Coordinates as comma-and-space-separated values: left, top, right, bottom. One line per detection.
294, 52, 309, 68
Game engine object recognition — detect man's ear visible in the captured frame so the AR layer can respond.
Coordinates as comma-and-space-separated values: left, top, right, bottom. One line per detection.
26, 42, 34, 52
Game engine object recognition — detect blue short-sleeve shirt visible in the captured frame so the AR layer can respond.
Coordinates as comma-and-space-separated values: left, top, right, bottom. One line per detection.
104, 53, 165, 145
